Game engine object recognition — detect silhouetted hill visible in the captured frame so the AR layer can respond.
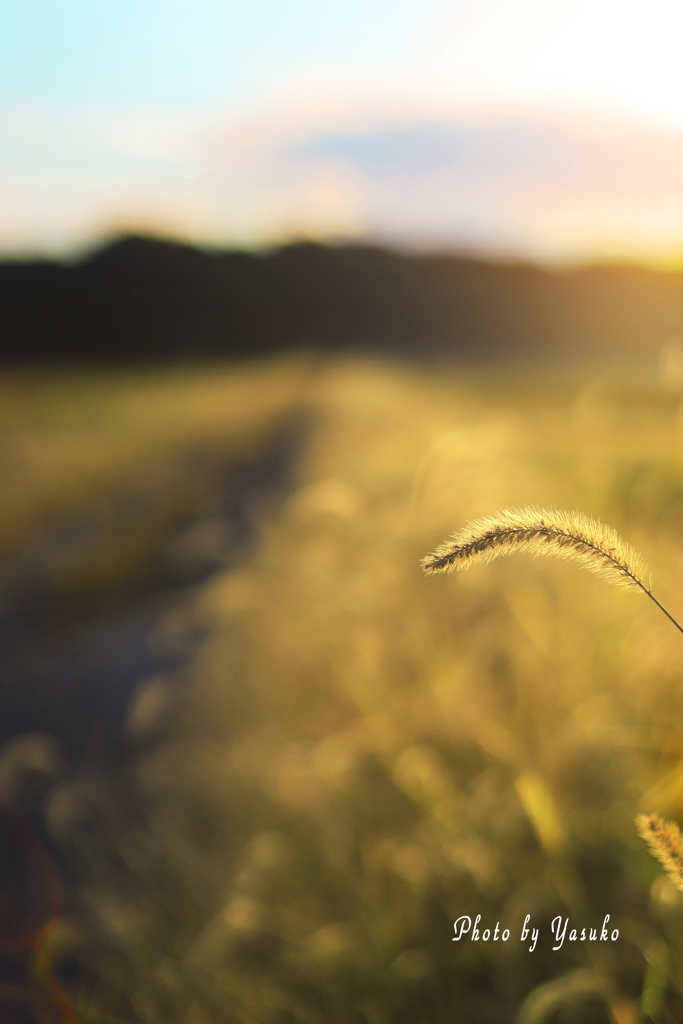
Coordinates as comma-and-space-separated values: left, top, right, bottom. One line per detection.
2, 235, 683, 362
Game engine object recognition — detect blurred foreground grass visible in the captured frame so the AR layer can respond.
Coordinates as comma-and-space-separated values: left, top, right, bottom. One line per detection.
4, 354, 683, 1022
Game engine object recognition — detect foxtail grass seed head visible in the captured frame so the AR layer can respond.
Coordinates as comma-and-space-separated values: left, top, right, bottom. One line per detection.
636, 814, 683, 893
423, 506, 683, 633
421, 507, 649, 590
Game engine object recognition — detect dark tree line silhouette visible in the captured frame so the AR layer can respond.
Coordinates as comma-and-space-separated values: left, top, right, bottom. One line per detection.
2, 235, 683, 362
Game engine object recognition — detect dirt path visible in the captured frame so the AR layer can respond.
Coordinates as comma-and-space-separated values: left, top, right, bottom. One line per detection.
0, 410, 309, 761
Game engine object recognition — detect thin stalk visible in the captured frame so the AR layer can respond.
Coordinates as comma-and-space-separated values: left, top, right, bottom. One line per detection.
639, 584, 683, 635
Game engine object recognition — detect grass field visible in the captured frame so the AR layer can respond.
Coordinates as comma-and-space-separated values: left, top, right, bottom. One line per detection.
3, 353, 683, 1023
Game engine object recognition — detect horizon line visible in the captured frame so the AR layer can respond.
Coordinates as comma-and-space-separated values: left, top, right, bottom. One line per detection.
4, 229, 683, 275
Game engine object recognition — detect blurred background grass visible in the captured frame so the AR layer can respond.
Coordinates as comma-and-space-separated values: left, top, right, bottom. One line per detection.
3, 353, 683, 1023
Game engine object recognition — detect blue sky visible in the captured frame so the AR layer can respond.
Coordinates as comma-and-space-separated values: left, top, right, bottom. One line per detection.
0, 0, 440, 108
3, 0, 683, 261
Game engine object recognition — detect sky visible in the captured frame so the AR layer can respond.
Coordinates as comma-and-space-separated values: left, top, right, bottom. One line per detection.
3, 0, 683, 263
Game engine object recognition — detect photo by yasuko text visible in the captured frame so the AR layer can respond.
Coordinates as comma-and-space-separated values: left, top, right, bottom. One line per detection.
453, 914, 619, 952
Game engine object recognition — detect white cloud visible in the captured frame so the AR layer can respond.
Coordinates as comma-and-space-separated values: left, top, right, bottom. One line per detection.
2, 99, 683, 262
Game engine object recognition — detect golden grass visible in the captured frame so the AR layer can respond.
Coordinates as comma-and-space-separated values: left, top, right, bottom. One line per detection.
421, 506, 650, 590
636, 815, 683, 893
0, 355, 313, 562
6, 355, 683, 1022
